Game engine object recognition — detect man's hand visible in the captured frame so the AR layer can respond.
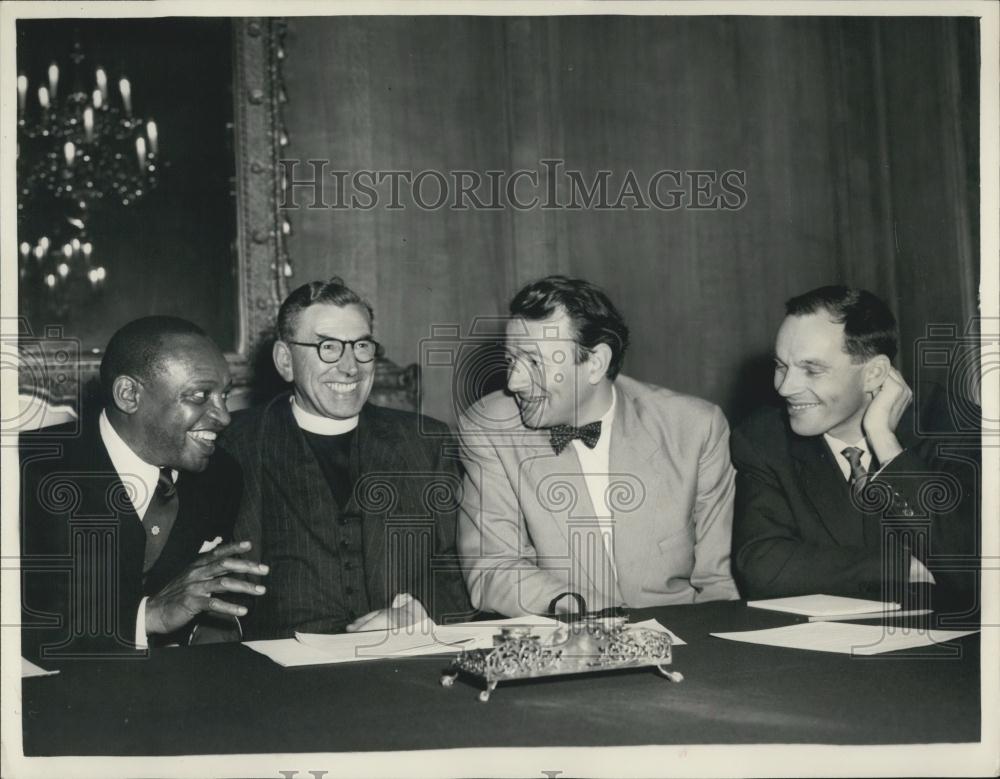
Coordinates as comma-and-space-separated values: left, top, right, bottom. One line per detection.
344, 594, 429, 633
863, 367, 913, 465
145, 540, 269, 635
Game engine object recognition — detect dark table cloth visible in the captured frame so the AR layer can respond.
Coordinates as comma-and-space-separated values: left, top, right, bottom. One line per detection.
21, 601, 980, 755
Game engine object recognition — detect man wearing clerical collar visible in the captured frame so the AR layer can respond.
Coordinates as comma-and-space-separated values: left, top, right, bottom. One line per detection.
731, 286, 980, 611
457, 275, 739, 617
220, 277, 471, 639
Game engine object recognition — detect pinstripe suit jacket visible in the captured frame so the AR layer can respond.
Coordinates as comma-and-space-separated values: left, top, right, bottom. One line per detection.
220, 394, 472, 639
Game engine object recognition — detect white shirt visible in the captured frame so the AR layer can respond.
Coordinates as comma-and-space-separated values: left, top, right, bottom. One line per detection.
823, 433, 872, 482
570, 385, 618, 581
99, 410, 177, 647
290, 395, 359, 435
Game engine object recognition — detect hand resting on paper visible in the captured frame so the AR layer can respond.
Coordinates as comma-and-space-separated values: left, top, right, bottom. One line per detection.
345, 593, 429, 633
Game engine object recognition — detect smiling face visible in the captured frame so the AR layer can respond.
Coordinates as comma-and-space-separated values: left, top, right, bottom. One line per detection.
273, 302, 376, 419
504, 309, 605, 429
773, 312, 873, 441
129, 334, 232, 472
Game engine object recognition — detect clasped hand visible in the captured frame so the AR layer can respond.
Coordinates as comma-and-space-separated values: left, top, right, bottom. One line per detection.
145, 540, 268, 635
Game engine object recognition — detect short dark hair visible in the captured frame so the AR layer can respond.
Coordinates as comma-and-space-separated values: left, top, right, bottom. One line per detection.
509, 275, 630, 380
277, 277, 374, 342
100, 316, 207, 401
785, 285, 898, 362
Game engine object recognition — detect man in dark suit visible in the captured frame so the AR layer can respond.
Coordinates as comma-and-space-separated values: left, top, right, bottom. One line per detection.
731, 286, 979, 613
220, 278, 471, 639
20, 316, 269, 662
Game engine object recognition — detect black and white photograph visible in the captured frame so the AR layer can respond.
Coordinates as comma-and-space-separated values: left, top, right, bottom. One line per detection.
2, 1, 997, 777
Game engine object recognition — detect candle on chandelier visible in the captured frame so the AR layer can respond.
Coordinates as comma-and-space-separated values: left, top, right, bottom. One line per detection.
20, 242, 30, 259
62, 244, 72, 260
82, 242, 93, 259
64, 141, 76, 166
146, 120, 158, 155
96, 67, 108, 100
38, 86, 50, 110
136, 136, 147, 171
92, 89, 103, 110
44, 274, 57, 289
119, 77, 132, 115
57, 263, 70, 279
71, 238, 81, 253
38, 236, 50, 252
48, 63, 59, 99
17, 75, 27, 111
87, 266, 107, 287
83, 107, 94, 141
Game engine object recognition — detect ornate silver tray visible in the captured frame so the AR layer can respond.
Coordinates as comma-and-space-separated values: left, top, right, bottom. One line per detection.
440, 604, 683, 702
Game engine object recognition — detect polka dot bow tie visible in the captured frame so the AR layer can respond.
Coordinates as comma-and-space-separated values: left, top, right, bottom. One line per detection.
549, 421, 602, 455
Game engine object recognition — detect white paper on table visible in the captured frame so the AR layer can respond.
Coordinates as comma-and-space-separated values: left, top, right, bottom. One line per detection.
296, 618, 484, 660
244, 638, 345, 667
746, 594, 900, 617
711, 621, 977, 655
22, 658, 59, 678
245, 614, 685, 667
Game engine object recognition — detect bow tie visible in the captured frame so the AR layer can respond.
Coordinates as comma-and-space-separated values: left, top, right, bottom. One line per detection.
549, 421, 602, 455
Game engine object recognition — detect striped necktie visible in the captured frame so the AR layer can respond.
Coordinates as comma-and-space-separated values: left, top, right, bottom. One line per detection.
142, 467, 178, 573
841, 446, 869, 502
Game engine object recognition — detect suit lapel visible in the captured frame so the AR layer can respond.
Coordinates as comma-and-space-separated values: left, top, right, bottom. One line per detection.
355, 405, 412, 607
606, 385, 666, 606
76, 424, 147, 588
522, 413, 619, 608
145, 473, 207, 591
789, 432, 865, 546
261, 398, 342, 535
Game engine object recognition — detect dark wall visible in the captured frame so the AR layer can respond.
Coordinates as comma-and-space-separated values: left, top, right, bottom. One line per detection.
17, 18, 238, 352
279, 16, 979, 425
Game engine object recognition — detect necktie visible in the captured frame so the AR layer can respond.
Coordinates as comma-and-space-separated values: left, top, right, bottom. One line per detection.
841, 446, 869, 501
549, 421, 602, 455
142, 467, 178, 573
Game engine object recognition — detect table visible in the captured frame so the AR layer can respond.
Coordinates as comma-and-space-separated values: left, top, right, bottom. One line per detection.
20, 601, 980, 755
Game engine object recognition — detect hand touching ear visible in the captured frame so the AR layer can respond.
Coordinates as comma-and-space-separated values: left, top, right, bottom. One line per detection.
862, 367, 913, 465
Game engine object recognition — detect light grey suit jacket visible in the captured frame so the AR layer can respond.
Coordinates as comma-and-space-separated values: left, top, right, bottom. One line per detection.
457, 374, 739, 616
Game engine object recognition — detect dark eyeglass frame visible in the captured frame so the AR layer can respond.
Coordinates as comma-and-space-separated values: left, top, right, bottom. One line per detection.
287, 337, 381, 364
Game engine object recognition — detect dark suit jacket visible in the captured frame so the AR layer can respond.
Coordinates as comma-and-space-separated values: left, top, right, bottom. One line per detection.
20, 416, 242, 662
219, 395, 473, 639
731, 387, 979, 613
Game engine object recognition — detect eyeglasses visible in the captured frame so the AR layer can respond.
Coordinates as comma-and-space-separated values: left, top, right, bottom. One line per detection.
287, 338, 381, 364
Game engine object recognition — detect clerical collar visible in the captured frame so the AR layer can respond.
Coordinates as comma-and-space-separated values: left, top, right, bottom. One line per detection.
290, 395, 359, 435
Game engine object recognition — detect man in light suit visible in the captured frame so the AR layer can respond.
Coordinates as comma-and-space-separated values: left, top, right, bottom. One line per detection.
220, 277, 471, 639
731, 286, 979, 612
20, 317, 268, 662
457, 275, 738, 617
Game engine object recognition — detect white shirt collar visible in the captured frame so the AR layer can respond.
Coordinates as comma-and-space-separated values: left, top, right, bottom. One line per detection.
290, 395, 359, 435
823, 431, 868, 455
600, 384, 617, 428
99, 409, 173, 519
823, 432, 871, 481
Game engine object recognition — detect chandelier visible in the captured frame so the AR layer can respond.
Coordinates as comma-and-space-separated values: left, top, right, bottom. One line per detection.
17, 40, 163, 299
